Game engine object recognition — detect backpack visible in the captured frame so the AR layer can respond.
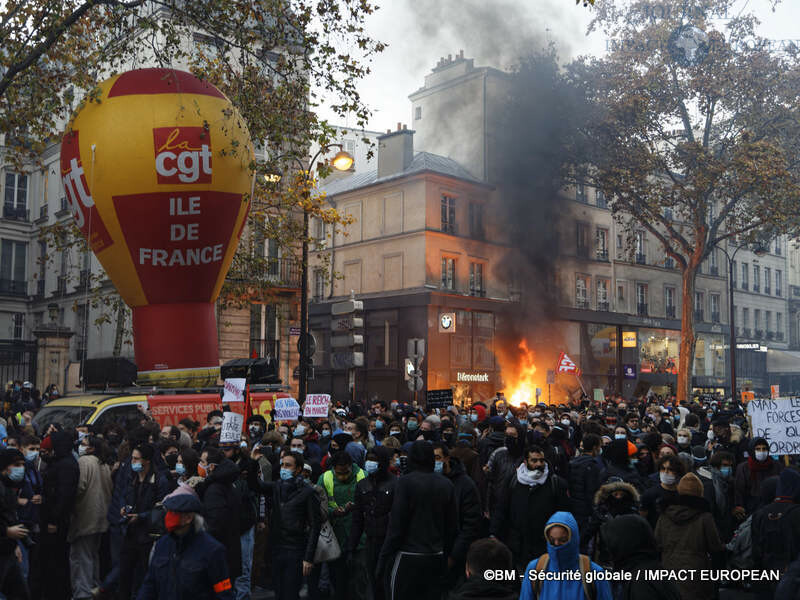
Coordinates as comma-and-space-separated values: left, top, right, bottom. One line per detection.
726, 515, 754, 570
752, 504, 800, 572
529, 553, 596, 600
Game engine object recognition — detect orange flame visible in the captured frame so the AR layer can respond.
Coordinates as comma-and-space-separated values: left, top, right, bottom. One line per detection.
504, 340, 542, 407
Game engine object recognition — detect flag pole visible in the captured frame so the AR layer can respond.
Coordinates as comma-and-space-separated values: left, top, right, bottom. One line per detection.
574, 373, 588, 397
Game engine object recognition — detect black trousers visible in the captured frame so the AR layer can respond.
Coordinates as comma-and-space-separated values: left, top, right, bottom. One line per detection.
0, 551, 29, 600
116, 538, 152, 600
387, 552, 445, 600
39, 530, 69, 600
272, 548, 304, 600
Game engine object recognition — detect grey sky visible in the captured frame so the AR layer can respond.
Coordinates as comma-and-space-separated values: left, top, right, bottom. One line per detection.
322, 0, 800, 132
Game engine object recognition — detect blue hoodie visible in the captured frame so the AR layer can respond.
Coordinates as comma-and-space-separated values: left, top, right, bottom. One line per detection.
519, 511, 612, 600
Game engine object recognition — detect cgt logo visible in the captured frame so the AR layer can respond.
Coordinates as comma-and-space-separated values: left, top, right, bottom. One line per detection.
153, 127, 212, 184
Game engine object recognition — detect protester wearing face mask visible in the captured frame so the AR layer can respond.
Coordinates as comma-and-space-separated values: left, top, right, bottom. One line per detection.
245, 415, 266, 446
350, 447, 396, 600
68, 435, 113, 600
175, 448, 200, 484
675, 427, 692, 451
734, 437, 782, 519
489, 445, 570, 573
696, 451, 736, 543
640, 455, 685, 530
600, 439, 645, 492
290, 437, 321, 482
583, 478, 642, 565
613, 426, 628, 442
432, 443, 481, 589
138, 489, 235, 599
0, 448, 30, 599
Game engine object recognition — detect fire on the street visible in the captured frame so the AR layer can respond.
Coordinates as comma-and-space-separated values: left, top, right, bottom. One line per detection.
502, 339, 542, 407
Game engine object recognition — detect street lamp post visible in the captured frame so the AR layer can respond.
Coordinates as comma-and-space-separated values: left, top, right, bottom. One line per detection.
267, 145, 353, 404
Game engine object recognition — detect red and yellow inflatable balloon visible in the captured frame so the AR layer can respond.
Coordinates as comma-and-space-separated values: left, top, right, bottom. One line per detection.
61, 68, 253, 386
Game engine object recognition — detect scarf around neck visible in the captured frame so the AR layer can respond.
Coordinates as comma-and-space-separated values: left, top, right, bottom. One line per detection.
516, 462, 549, 487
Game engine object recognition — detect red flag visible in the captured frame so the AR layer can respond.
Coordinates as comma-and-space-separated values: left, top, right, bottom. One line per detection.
251, 348, 258, 359
556, 352, 581, 377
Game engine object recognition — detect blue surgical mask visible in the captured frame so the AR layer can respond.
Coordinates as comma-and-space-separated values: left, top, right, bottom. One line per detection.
519, 419, 528, 426
470, 414, 478, 423
615, 434, 627, 440
365, 460, 379, 474
720, 466, 732, 477
375, 420, 384, 430
131, 462, 143, 472
175, 463, 186, 476
630, 458, 639, 465
78, 445, 88, 456
25, 451, 38, 462
394, 457, 401, 467
8, 466, 24, 482
280, 468, 294, 481
321, 430, 330, 438
434, 461, 443, 474
78, 432, 88, 441
293, 426, 306, 437
629, 428, 640, 434
407, 421, 418, 431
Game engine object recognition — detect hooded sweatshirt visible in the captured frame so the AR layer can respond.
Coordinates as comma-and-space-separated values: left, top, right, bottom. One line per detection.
519, 511, 612, 600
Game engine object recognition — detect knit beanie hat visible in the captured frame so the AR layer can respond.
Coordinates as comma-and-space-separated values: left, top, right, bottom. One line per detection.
677, 473, 704, 497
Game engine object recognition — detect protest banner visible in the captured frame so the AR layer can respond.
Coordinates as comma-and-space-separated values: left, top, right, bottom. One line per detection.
222, 378, 246, 403
303, 394, 330, 418
748, 397, 800, 455
275, 396, 300, 421
593, 388, 605, 402
220, 411, 244, 445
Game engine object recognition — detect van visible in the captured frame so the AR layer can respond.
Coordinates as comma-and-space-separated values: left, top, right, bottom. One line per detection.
31, 388, 290, 435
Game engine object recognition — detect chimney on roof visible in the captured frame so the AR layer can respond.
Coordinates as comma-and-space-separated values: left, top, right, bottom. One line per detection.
459, 49, 464, 59
377, 126, 414, 179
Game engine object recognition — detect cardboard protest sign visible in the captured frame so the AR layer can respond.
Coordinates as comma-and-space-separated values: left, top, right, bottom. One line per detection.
222, 378, 246, 403
275, 397, 300, 421
303, 394, 330, 418
748, 398, 800, 455
220, 411, 244, 444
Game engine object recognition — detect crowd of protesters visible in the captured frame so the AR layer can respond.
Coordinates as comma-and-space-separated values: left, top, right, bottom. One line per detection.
0, 378, 798, 599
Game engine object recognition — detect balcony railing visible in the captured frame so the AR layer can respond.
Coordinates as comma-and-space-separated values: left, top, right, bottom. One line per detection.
712, 312, 720, 323
249, 338, 280, 360
55, 197, 70, 217
753, 284, 760, 293
666, 305, 676, 318
767, 331, 775, 340
777, 287, 782, 297
0, 279, 27, 296
778, 331, 785, 341
575, 299, 590, 310
469, 287, 486, 298
755, 329, 764, 338
596, 250, 609, 262
765, 287, 771, 295
635, 253, 646, 265
441, 222, 456, 235
2, 204, 29, 221
597, 301, 610, 311
744, 328, 752, 338
741, 282, 748, 291
710, 266, 719, 276
664, 258, 675, 269
235, 258, 301, 289
637, 303, 648, 316
694, 309, 704, 322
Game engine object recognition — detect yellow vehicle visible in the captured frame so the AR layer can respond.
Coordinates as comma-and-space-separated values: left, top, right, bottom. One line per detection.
32, 394, 149, 434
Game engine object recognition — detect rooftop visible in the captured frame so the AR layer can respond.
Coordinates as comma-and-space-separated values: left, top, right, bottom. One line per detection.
321, 150, 490, 197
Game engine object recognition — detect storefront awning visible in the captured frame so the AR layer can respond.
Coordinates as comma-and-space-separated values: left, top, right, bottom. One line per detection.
767, 349, 800, 374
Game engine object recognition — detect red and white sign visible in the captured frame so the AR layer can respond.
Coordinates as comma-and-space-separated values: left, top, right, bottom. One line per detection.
556, 352, 581, 376
303, 394, 330, 418
222, 378, 246, 403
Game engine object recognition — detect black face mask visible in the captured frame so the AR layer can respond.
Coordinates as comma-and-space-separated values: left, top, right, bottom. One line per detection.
443, 432, 456, 445
164, 454, 179, 469
421, 430, 437, 441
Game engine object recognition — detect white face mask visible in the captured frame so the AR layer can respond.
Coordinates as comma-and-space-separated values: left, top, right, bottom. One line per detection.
755, 450, 769, 461
707, 430, 715, 441
677, 436, 689, 445
660, 472, 677, 486
561, 419, 571, 427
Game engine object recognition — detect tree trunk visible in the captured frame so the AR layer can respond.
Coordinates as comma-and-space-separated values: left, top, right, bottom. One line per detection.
677, 264, 698, 403
113, 300, 126, 358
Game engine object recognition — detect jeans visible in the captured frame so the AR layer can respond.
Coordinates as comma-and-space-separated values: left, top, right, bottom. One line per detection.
272, 547, 304, 600
236, 527, 255, 600
70, 533, 102, 599
100, 524, 123, 592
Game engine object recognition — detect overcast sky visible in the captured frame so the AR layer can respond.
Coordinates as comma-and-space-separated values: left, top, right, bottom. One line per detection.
322, 0, 800, 132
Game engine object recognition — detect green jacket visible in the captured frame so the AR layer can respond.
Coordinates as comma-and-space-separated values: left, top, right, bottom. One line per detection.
318, 466, 366, 550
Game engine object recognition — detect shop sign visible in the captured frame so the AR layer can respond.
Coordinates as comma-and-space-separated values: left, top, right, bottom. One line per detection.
622, 331, 637, 347
456, 371, 490, 383
623, 364, 637, 379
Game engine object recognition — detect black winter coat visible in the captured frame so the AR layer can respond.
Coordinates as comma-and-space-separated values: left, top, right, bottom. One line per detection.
489, 469, 570, 563
445, 458, 482, 566
448, 578, 518, 600
41, 431, 79, 530
776, 555, 800, 600
377, 469, 458, 575
137, 521, 235, 600
124, 466, 172, 545
349, 472, 396, 551
0, 479, 19, 555
199, 459, 242, 579
567, 455, 603, 528
249, 466, 320, 562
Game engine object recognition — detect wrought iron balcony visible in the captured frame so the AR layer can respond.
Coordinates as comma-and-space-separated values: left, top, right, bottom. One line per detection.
596, 250, 609, 262
711, 312, 720, 323
637, 303, 648, 316
575, 299, 590, 310
635, 253, 647, 265
0, 279, 27, 296
694, 309, 704, 322
232, 258, 301, 290
2, 204, 28, 221
755, 329, 764, 338
597, 301, 610, 311
666, 306, 676, 318
767, 331, 775, 340
753, 285, 760, 293
710, 266, 719, 276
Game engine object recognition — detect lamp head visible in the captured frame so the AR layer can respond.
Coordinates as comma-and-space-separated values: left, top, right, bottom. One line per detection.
331, 150, 354, 172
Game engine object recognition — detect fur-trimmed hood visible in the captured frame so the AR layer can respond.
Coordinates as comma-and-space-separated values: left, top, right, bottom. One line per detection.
729, 424, 744, 444
594, 480, 641, 506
